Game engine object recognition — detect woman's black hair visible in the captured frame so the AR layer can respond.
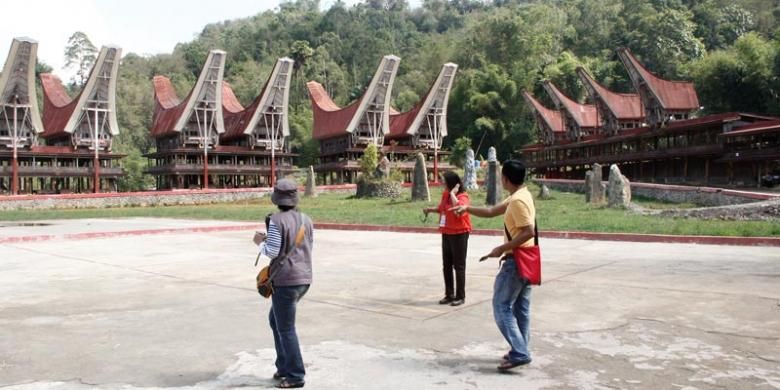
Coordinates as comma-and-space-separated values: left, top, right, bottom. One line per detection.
442, 171, 465, 194
278, 205, 295, 211
501, 160, 527, 186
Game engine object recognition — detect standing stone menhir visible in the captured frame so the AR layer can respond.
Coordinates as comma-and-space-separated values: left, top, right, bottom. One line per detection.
304, 166, 317, 198
375, 156, 391, 179
607, 164, 631, 208
464, 148, 478, 190
538, 184, 551, 200
585, 163, 604, 204
485, 147, 502, 205
411, 153, 430, 202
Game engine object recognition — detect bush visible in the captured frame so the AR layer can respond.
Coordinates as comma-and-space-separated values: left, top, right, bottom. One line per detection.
355, 176, 402, 198
360, 144, 379, 175
388, 167, 405, 183
449, 136, 472, 168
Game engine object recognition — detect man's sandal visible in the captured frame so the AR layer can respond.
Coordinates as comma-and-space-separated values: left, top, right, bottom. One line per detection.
276, 379, 305, 388
497, 359, 531, 371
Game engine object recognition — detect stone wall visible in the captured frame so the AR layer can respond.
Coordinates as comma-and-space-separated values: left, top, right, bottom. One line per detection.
536, 179, 778, 207
654, 199, 780, 221
0, 185, 357, 211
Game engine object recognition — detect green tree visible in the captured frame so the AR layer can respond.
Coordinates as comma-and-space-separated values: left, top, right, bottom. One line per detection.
290, 40, 315, 108
448, 64, 529, 160
692, 1, 754, 50
618, 3, 705, 77
543, 51, 586, 102
688, 32, 779, 114
116, 149, 154, 191
64, 31, 97, 86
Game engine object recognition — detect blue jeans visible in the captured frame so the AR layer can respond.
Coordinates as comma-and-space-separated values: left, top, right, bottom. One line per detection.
269, 284, 310, 382
492, 257, 532, 363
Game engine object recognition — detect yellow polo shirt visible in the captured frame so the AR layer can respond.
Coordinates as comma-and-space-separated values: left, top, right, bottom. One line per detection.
503, 186, 536, 252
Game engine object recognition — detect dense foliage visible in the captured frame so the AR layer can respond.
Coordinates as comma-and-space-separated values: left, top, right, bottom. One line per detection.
95, 0, 779, 189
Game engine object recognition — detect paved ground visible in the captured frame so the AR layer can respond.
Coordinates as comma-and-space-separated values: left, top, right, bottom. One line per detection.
0, 218, 257, 240
0, 218, 778, 389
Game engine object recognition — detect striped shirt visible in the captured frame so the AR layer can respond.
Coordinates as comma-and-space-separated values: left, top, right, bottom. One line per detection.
258, 220, 282, 259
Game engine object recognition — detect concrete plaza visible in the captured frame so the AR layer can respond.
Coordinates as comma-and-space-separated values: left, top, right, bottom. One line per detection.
0, 218, 778, 389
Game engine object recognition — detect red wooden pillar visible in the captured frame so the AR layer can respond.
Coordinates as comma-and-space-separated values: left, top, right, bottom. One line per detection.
11, 152, 18, 195
203, 153, 209, 189
93, 156, 100, 193
433, 149, 439, 184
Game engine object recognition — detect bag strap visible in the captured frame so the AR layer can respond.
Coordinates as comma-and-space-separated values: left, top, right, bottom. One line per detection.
264, 212, 306, 283
504, 219, 539, 246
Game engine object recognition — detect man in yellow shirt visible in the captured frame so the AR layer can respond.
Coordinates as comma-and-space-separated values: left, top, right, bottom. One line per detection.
451, 160, 535, 371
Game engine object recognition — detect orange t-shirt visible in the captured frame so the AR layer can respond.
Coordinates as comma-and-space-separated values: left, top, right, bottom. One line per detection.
436, 190, 472, 235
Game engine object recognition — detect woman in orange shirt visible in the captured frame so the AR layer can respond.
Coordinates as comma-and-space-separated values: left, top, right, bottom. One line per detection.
423, 171, 472, 306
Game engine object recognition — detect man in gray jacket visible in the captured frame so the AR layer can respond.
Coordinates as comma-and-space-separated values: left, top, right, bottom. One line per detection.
254, 179, 313, 388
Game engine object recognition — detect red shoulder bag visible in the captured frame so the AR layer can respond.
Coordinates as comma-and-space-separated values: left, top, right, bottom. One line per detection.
503, 221, 542, 285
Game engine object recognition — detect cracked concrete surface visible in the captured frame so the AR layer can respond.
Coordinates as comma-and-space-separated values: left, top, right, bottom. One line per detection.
0, 218, 778, 389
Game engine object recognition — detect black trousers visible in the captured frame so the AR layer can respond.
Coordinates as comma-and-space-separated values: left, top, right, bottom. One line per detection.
442, 232, 469, 300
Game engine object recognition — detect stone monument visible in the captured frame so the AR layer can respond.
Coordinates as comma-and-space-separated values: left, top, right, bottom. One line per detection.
375, 155, 391, 179
304, 166, 316, 198
539, 184, 551, 200
464, 148, 478, 190
485, 147, 502, 205
584, 171, 593, 203
607, 164, 631, 208
411, 153, 430, 201
588, 163, 604, 204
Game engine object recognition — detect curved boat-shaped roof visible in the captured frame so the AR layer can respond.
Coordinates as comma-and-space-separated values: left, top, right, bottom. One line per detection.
386, 107, 420, 140
577, 67, 644, 121
221, 82, 244, 114
150, 75, 187, 138
221, 57, 294, 142
308, 55, 400, 141
39, 74, 79, 138
308, 81, 361, 140
0, 38, 44, 135
542, 81, 601, 128
150, 50, 226, 139
521, 91, 564, 133
617, 48, 699, 111
387, 63, 458, 141
40, 45, 122, 139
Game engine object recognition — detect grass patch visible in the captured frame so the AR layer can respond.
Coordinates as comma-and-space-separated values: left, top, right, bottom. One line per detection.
0, 185, 777, 237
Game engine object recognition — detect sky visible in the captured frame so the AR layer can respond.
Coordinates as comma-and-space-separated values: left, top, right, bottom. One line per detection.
0, 0, 421, 82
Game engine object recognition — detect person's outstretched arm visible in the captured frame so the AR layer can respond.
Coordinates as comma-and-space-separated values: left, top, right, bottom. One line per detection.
482, 224, 534, 259
422, 206, 439, 215
449, 200, 508, 218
